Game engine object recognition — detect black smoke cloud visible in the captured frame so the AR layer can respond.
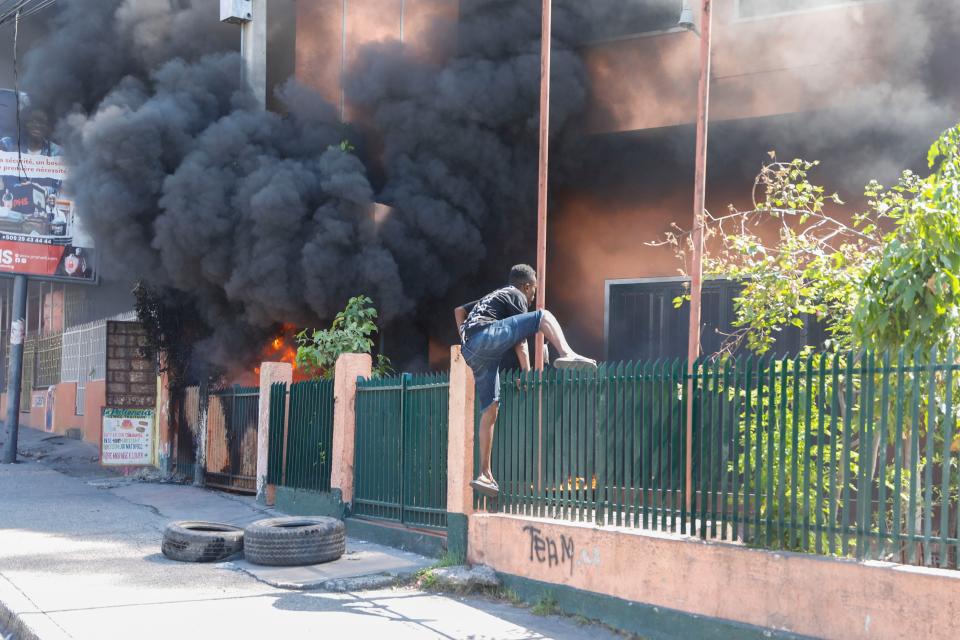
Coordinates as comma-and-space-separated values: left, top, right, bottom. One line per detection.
62, 56, 407, 366
19, 0, 612, 370
347, 1, 588, 298
21, 0, 237, 117
346, 0, 648, 357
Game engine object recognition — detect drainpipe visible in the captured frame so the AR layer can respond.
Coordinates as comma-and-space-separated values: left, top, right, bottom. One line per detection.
684, 0, 713, 518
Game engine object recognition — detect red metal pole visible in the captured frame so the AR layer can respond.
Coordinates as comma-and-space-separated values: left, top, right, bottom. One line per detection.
685, 0, 713, 516
534, 0, 551, 371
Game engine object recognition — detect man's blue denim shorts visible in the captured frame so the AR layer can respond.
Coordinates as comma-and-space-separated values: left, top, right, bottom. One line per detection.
462, 310, 543, 412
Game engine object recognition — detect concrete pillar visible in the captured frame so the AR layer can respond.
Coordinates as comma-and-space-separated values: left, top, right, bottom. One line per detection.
256, 362, 293, 504
156, 366, 172, 474
330, 353, 372, 512
446, 345, 475, 561
242, 0, 268, 108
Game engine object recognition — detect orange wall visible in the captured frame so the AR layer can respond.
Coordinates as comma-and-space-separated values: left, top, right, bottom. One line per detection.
585, 0, 890, 133
547, 191, 689, 358
0, 380, 106, 445
82, 380, 106, 444
470, 513, 960, 640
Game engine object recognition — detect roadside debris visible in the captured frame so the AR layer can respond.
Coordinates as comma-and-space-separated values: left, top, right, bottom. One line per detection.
161, 521, 244, 563
243, 516, 346, 566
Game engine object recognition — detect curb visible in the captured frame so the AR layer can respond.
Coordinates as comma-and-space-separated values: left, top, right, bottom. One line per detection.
0, 573, 70, 640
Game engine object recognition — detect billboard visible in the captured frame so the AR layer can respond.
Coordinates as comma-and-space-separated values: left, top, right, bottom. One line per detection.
0, 88, 96, 283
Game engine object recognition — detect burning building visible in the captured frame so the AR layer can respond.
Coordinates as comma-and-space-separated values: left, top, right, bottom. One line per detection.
293, 0, 960, 365
0, 0, 956, 416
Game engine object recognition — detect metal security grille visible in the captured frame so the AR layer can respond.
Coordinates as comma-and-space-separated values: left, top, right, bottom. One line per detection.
205, 386, 259, 493
19, 339, 35, 412
61, 319, 108, 415
267, 380, 335, 493
36, 334, 62, 388
354, 373, 449, 530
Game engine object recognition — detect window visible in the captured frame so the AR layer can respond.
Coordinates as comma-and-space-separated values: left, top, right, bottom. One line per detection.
605, 278, 825, 362
737, 0, 872, 19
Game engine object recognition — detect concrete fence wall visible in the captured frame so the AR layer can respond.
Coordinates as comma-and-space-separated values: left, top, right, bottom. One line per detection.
253, 348, 960, 640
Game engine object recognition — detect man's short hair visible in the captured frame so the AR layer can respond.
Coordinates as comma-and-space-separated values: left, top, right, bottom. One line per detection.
509, 264, 537, 288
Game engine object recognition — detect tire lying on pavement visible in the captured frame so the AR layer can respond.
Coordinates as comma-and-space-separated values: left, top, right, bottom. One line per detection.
161, 521, 244, 563
243, 516, 346, 566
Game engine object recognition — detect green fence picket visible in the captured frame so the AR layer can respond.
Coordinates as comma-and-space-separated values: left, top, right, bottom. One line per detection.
267, 382, 287, 486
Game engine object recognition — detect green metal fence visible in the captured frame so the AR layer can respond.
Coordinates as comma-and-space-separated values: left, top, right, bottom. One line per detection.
692, 351, 960, 569
354, 372, 449, 530
474, 364, 688, 532
477, 352, 960, 571
267, 382, 286, 486
267, 379, 335, 492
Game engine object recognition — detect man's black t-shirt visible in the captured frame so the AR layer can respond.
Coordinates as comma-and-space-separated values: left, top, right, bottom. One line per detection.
460, 286, 529, 340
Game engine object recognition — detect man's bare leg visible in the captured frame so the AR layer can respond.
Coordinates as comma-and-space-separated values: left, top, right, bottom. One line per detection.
477, 401, 499, 483
540, 310, 593, 363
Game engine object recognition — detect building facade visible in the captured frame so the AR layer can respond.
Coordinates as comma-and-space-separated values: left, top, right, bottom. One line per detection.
292, 0, 957, 366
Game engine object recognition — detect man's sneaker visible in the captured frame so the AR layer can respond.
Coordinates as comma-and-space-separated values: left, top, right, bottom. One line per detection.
554, 355, 598, 371
470, 477, 500, 498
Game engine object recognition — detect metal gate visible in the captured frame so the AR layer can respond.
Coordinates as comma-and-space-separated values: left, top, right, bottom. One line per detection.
266, 379, 335, 492
205, 386, 259, 493
174, 385, 204, 482
353, 373, 449, 530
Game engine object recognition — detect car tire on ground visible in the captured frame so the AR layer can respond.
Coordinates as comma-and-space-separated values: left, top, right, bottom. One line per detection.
243, 516, 346, 566
161, 521, 244, 563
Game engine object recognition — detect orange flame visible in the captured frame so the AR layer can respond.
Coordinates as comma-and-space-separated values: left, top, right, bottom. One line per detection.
254, 325, 307, 381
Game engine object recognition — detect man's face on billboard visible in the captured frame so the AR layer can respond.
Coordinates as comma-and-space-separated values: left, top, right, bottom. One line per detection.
25, 111, 51, 143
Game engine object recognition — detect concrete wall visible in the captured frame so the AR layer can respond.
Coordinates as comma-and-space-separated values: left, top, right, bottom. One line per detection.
468, 513, 960, 640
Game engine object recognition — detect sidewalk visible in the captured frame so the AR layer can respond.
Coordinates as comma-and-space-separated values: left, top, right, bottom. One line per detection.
0, 428, 623, 640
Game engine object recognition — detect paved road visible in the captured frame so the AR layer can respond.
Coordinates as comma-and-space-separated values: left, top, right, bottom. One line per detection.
0, 428, 626, 640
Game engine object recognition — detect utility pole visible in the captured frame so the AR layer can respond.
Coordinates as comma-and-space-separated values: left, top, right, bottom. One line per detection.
1, 8, 28, 464
534, 0, 552, 371
220, 0, 267, 108
2, 275, 28, 464
684, 0, 714, 515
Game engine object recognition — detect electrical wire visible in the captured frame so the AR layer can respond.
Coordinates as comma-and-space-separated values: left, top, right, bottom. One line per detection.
0, 0, 56, 182
13, 8, 29, 182
0, 0, 56, 27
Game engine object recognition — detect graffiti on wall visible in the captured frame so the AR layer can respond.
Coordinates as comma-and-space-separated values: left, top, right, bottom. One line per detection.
522, 525, 602, 576
523, 526, 575, 576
